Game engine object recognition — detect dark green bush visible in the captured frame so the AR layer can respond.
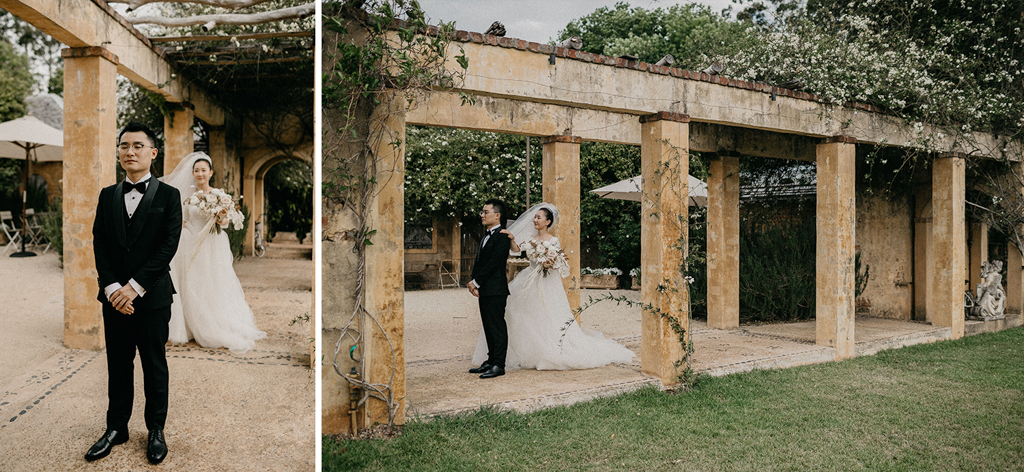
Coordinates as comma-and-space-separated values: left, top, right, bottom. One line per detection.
226, 202, 250, 260
40, 197, 63, 266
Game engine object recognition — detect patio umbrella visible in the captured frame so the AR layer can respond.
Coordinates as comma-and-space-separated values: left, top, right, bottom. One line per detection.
590, 175, 708, 207
0, 115, 64, 257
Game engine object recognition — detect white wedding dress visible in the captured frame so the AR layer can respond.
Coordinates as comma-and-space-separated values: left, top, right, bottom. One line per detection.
472, 236, 635, 370
163, 152, 266, 354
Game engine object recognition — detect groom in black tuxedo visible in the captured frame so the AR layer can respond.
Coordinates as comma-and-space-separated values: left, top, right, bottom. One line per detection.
468, 198, 511, 379
86, 121, 181, 464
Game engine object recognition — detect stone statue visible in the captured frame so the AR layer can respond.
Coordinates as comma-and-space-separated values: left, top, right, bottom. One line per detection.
969, 260, 1006, 321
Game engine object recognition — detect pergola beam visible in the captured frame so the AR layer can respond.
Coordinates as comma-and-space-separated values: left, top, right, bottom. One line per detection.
445, 39, 1015, 159
113, 0, 278, 10
0, 0, 226, 125
126, 3, 314, 28
150, 30, 312, 42
406, 91, 818, 160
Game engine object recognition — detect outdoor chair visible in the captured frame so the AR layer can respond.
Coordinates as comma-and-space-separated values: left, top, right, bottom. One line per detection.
1, 210, 22, 255
25, 209, 51, 254
438, 258, 460, 289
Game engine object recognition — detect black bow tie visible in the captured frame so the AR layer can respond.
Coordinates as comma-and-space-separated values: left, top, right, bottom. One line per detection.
123, 180, 148, 194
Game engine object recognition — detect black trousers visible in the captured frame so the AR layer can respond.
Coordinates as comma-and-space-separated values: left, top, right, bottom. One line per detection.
478, 294, 508, 368
102, 304, 171, 432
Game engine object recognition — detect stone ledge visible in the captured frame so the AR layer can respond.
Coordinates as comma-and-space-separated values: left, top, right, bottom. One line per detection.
965, 313, 1023, 336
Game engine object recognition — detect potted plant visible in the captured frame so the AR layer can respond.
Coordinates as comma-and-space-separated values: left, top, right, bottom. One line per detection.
629, 267, 640, 290
580, 267, 622, 289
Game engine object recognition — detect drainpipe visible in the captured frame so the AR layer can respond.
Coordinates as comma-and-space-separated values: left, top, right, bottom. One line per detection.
347, 367, 361, 434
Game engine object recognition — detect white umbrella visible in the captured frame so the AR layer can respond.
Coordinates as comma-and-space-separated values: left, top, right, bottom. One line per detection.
0, 115, 64, 161
0, 115, 64, 257
590, 175, 708, 207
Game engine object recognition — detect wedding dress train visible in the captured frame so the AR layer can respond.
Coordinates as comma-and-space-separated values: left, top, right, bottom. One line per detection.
472, 237, 635, 370
167, 200, 266, 353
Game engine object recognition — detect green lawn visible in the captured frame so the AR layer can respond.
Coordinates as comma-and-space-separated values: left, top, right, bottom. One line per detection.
324, 327, 1024, 471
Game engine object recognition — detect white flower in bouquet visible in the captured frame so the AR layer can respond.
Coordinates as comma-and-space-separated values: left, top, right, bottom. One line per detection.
189, 188, 244, 233
523, 239, 570, 278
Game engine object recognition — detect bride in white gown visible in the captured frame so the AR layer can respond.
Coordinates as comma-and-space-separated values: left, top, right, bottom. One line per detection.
163, 152, 266, 354
472, 203, 635, 370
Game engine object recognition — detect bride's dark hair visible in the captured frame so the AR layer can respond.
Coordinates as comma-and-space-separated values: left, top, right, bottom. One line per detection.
192, 157, 213, 171
538, 207, 553, 228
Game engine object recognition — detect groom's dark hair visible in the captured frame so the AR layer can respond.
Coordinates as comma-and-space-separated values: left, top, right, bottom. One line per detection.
118, 121, 160, 149
485, 198, 508, 228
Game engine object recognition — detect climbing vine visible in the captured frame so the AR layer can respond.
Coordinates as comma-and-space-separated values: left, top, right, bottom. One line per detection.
321, 0, 467, 428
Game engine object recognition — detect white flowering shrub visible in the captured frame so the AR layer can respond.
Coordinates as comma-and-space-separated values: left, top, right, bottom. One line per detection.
581, 267, 623, 276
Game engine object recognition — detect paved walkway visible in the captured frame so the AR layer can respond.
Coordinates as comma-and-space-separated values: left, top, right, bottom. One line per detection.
0, 249, 314, 472
405, 288, 967, 418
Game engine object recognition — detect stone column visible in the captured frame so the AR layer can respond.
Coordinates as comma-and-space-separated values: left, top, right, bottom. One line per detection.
1008, 243, 1023, 314
163, 104, 195, 173
815, 136, 857, 359
930, 153, 966, 338
707, 152, 740, 329
361, 92, 407, 425
913, 190, 931, 322
61, 47, 119, 350
255, 177, 265, 239
541, 135, 582, 314
452, 218, 462, 283
968, 222, 988, 292
639, 112, 690, 385
243, 174, 256, 255
208, 126, 228, 189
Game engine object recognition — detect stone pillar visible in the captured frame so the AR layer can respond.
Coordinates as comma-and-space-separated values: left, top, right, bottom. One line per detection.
968, 222, 988, 292
61, 47, 119, 350
930, 153, 966, 339
913, 190, 931, 322
707, 152, 740, 330
361, 92, 406, 425
208, 126, 228, 189
815, 136, 857, 359
243, 174, 256, 255
255, 177, 265, 239
452, 218, 462, 283
1008, 243, 1023, 314
163, 104, 195, 173
541, 135, 582, 314
639, 112, 690, 385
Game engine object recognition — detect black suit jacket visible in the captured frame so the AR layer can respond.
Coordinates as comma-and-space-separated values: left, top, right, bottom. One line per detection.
471, 227, 511, 297
92, 178, 182, 311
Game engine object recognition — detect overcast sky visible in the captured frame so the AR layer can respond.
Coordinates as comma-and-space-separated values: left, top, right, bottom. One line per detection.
415, 0, 738, 44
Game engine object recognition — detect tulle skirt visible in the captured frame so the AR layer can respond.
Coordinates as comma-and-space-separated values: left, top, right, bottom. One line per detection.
472, 263, 634, 370
169, 217, 266, 354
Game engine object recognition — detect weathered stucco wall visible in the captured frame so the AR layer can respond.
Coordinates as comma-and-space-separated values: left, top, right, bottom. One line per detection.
855, 192, 915, 320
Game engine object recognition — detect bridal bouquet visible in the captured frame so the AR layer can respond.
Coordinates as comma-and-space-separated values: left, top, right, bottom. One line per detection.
187, 188, 244, 233
522, 239, 570, 277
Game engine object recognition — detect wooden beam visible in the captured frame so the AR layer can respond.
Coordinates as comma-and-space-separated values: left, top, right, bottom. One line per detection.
149, 30, 312, 43
176, 56, 309, 65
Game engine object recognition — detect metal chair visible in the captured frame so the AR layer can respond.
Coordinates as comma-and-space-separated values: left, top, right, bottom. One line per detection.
1, 210, 22, 255
25, 209, 51, 254
438, 259, 460, 289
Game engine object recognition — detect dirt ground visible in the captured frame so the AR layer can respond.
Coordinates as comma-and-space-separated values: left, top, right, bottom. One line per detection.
0, 246, 315, 472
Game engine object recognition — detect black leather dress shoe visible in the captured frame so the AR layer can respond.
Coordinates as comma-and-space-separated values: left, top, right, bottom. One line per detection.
479, 365, 505, 379
84, 429, 128, 462
147, 429, 168, 464
469, 362, 494, 374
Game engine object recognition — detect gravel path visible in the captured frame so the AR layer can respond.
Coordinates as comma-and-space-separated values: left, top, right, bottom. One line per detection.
0, 250, 314, 471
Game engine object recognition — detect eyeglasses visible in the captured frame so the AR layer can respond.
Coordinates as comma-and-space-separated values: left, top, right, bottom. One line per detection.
118, 143, 152, 152
479, 210, 494, 216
